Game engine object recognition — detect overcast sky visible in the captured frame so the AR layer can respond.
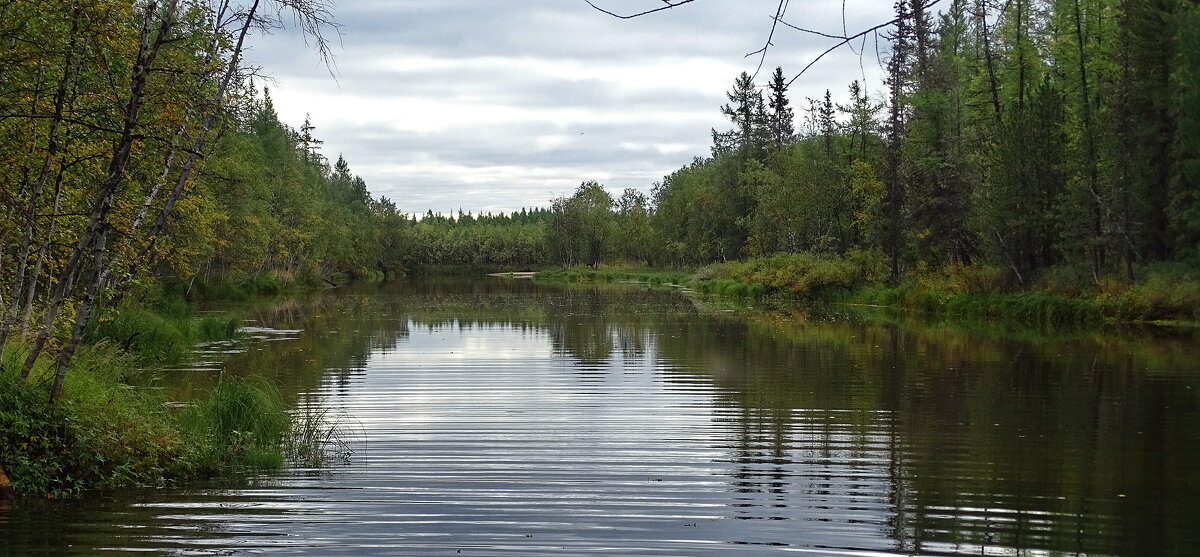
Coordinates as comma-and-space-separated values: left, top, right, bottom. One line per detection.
246, 0, 895, 216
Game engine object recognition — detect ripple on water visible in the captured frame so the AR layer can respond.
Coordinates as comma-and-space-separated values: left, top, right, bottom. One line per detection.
6, 282, 1195, 556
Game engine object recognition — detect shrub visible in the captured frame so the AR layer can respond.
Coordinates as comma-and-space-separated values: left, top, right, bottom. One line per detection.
1, 344, 180, 496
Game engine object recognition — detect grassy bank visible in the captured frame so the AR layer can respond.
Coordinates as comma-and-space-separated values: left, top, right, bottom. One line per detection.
538, 254, 1200, 326
1, 344, 299, 496
533, 266, 691, 287
697, 254, 1200, 325
0, 292, 341, 497
152, 267, 388, 306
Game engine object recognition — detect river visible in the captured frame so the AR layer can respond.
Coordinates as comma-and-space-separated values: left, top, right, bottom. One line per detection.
3, 278, 1198, 555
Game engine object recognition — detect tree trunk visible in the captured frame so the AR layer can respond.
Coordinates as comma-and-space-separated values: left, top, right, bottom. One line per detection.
0, 12, 79, 355
22, 0, 178, 383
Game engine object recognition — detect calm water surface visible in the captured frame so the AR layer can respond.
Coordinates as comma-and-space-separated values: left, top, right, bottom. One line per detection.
3, 279, 1199, 556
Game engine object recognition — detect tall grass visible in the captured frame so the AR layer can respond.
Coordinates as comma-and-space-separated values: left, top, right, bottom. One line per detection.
690, 255, 1198, 326
161, 273, 305, 303
1, 337, 349, 496
690, 250, 886, 300
85, 306, 242, 364
288, 404, 357, 467
178, 377, 291, 473
1, 342, 180, 496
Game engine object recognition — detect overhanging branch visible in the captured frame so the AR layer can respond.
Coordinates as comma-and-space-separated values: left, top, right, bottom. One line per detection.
584, 0, 699, 19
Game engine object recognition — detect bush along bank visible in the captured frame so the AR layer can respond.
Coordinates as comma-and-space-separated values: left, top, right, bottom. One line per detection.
688, 253, 1200, 326
0, 300, 338, 497
538, 252, 1200, 326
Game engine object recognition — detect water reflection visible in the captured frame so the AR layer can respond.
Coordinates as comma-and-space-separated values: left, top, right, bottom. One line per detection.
3, 278, 1198, 555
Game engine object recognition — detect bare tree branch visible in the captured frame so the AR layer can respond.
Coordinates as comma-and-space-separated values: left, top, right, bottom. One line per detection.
745, 0, 790, 79
588, 0, 946, 88
787, 0, 944, 87
584, 0, 699, 19
774, 16, 847, 41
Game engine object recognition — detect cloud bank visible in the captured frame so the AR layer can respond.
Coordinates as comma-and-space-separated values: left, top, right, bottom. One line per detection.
246, 1, 893, 215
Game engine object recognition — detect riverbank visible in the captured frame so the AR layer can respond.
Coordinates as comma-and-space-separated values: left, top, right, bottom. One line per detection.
0, 282, 338, 497
534, 254, 1200, 327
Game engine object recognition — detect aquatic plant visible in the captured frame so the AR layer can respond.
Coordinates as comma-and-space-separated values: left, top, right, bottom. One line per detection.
287, 404, 358, 467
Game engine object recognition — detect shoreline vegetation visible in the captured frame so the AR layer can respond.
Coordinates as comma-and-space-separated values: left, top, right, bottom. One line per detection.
0, 279, 344, 498
0, 2, 365, 498
6, 258, 1193, 497
530, 256, 1200, 328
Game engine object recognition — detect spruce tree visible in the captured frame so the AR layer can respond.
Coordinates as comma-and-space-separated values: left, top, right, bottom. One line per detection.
884, 0, 913, 281
767, 67, 795, 149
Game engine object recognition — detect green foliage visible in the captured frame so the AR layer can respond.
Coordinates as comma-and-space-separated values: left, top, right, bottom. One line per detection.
287, 405, 355, 467
548, 181, 616, 267
1093, 262, 1200, 322
84, 305, 243, 364
388, 210, 550, 271
195, 94, 390, 285
1, 343, 180, 496
1171, 2, 1200, 256
652, 157, 742, 265
535, 267, 689, 287
692, 254, 1198, 325
695, 250, 888, 300
1, 343, 310, 497
178, 377, 291, 473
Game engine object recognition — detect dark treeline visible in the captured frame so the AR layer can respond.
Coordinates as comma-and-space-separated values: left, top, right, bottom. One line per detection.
658, 0, 1199, 275
393, 208, 550, 270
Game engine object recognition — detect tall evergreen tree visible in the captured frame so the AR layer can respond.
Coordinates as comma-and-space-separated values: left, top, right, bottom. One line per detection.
884, 0, 913, 281
906, 3, 977, 266
716, 72, 769, 159
819, 89, 836, 157
767, 67, 795, 148
837, 80, 881, 162
1170, 2, 1200, 256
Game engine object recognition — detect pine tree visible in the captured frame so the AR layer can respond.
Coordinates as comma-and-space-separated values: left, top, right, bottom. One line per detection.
837, 80, 881, 162
1170, 1, 1200, 256
719, 72, 769, 159
884, 0, 913, 281
767, 67, 795, 149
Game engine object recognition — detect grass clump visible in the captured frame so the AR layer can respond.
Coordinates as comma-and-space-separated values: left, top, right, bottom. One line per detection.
692, 250, 886, 300
160, 272, 307, 303
1, 343, 182, 496
1, 339, 343, 497
177, 377, 291, 473
287, 404, 356, 467
690, 255, 1199, 326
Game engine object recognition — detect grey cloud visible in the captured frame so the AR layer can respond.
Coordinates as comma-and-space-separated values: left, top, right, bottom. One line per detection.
245, 1, 896, 214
